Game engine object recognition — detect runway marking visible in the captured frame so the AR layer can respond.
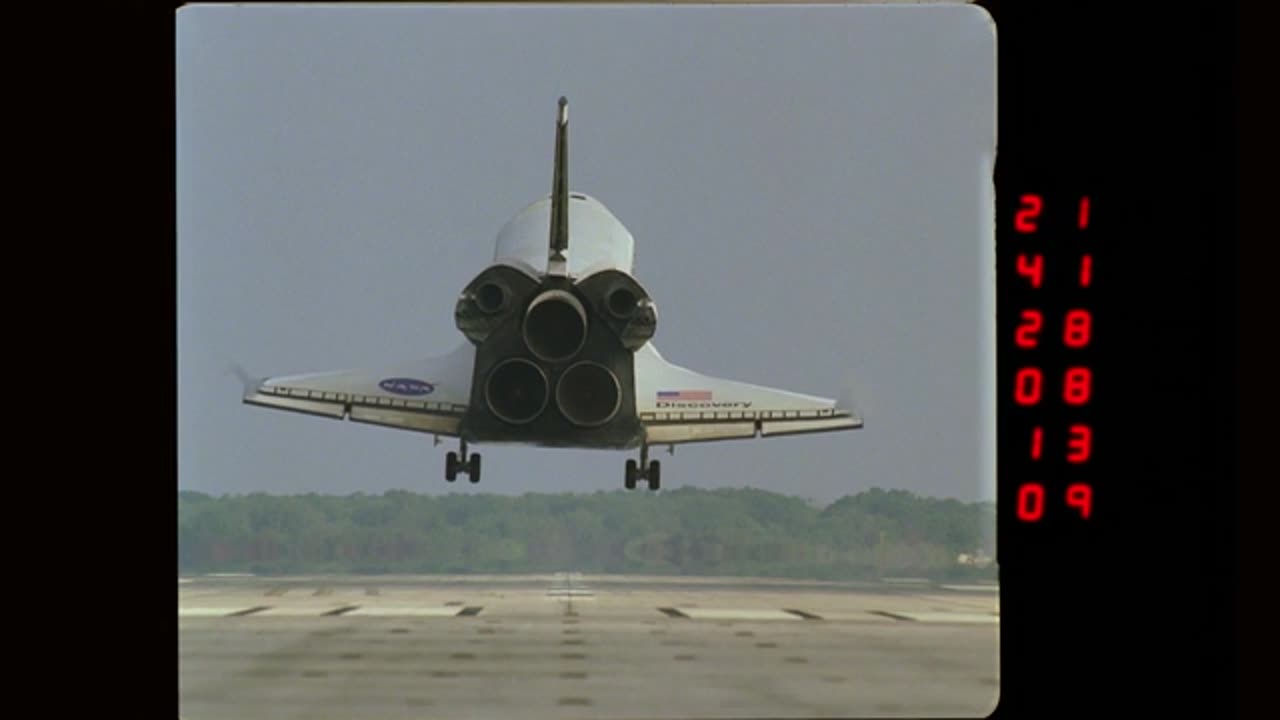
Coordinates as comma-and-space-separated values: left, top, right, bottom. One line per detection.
346, 606, 472, 617
226, 606, 270, 617
939, 584, 999, 592
657, 607, 688, 618
179, 607, 261, 617
869, 610, 915, 621
322, 606, 359, 616
783, 608, 823, 620
870, 610, 999, 624
679, 609, 802, 621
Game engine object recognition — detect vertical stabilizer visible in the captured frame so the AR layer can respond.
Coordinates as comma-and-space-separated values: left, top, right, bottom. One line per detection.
548, 97, 569, 275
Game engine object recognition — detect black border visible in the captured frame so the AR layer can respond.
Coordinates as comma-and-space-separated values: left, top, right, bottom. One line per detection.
94, 1, 1239, 718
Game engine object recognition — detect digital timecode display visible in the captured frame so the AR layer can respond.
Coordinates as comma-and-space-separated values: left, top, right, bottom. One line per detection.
1003, 191, 1097, 525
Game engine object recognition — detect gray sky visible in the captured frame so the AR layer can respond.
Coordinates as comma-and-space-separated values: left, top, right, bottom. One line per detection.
177, 3, 996, 503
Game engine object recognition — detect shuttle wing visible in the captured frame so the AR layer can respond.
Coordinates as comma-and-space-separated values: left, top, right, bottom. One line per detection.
242, 343, 474, 437
634, 343, 862, 445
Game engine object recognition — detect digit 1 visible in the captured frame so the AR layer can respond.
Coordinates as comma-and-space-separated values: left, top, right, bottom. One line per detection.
1079, 254, 1092, 288
1017, 483, 1045, 522
1066, 483, 1093, 519
1078, 196, 1090, 230
1031, 426, 1044, 460
1014, 194, 1043, 233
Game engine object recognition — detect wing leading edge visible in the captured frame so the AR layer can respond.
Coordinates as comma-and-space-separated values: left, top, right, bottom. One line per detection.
242, 343, 474, 437
633, 343, 863, 445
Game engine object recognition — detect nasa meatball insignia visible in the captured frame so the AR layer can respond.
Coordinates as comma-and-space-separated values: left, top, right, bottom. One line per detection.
378, 377, 435, 396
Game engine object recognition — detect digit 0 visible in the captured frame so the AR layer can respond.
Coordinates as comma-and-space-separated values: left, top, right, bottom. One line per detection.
1014, 367, 1042, 406
1017, 483, 1045, 522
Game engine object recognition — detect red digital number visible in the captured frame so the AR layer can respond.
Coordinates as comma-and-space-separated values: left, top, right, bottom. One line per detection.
1078, 196, 1090, 230
1063, 309, 1092, 348
1067, 424, 1092, 463
1015, 194, 1043, 233
1014, 367, 1042, 406
1063, 367, 1092, 405
1017, 483, 1045, 522
1079, 254, 1093, 288
1030, 426, 1044, 460
1017, 253, 1044, 288
1016, 309, 1043, 348
1066, 483, 1093, 519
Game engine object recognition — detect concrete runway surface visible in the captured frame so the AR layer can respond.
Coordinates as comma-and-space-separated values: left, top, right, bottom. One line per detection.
179, 573, 999, 719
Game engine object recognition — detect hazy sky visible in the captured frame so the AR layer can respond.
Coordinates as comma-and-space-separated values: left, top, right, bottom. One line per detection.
177, 3, 996, 503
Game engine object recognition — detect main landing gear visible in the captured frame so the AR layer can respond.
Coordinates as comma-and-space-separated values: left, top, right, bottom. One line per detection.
445, 439, 481, 484
625, 443, 661, 491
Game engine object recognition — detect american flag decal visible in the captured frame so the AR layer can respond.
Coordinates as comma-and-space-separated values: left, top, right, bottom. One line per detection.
657, 390, 712, 401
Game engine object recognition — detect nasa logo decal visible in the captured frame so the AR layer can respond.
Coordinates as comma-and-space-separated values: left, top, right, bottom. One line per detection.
378, 378, 434, 396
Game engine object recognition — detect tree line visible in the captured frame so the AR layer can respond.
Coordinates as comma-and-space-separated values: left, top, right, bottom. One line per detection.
178, 487, 996, 580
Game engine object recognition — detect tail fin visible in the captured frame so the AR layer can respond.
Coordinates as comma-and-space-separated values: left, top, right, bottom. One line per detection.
548, 96, 569, 275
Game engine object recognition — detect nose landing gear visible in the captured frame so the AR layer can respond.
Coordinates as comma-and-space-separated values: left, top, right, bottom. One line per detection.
445, 439, 481, 484
624, 443, 661, 491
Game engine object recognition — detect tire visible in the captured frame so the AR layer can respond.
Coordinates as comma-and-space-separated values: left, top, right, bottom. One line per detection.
446, 451, 458, 482
625, 459, 637, 490
468, 453, 482, 484
648, 460, 661, 491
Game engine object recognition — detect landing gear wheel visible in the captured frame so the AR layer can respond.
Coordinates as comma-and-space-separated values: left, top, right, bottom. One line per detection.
625, 459, 637, 490
648, 460, 661, 491
445, 452, 458, 482
468, 453, 482, 483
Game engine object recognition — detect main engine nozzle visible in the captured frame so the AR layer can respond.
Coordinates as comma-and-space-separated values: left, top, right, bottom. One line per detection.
485, 358, 549, 424
556, 361, 622, 427
523, 289, 588, 362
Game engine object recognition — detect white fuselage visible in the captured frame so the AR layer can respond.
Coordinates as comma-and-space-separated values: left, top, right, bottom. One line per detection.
493, 194, 634, 278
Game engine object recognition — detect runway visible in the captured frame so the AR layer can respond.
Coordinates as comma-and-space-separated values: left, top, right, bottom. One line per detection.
179, 573, 999, 719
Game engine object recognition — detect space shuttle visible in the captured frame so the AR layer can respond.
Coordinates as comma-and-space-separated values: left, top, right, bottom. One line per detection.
244, 97, 862, 490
